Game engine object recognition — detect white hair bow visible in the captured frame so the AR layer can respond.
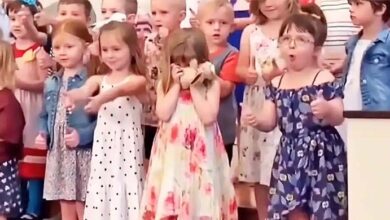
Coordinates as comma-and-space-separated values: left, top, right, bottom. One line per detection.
91, 13, 127, 32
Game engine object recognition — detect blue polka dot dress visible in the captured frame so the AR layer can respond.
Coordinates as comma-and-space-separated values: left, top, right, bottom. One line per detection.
265, 77, 347, 220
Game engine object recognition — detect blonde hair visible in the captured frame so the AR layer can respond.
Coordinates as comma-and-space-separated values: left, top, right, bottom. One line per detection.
250, 0, 299, 25
99, 21, 147, 76
52, 19, 100, 75
0, 40, 17, 90
198, 0, 234, 22
161, 28, 209, 93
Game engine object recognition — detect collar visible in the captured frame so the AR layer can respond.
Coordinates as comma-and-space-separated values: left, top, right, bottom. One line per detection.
352, 27, 390, 44
52, 67, 88, 81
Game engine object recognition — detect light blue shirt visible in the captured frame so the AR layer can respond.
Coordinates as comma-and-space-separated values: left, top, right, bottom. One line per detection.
0, 7, 10, 41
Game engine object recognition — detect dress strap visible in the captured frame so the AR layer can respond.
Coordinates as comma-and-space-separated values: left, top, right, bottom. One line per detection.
311, 70, 323, 85
277, 74, 285, 88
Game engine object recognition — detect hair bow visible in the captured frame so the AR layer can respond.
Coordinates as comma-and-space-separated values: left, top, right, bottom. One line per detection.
92, 13, 127, 32
20, 0, 37, 6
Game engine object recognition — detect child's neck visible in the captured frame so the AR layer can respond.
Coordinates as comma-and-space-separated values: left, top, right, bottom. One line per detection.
15, 38, 35, 49
208, 42, 228, 54
63, 64, 85, 79
361, 19, 386, 40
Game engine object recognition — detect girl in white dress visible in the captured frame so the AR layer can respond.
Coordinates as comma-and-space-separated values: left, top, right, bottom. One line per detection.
66, 21, 147, 220
235, 0, 298, 219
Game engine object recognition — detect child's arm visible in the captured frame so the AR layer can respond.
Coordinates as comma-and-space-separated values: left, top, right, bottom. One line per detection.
67, 75, 103, 103
236, 25, 258, 85
19, 7, 48, 45
15, 70, 45, 93
73, 119, 97, 148
155, 81, 181, 122
93, 75, 146, 105
242, 99, 278, 132
234, 15, 255, 31
190, 80, 220, 125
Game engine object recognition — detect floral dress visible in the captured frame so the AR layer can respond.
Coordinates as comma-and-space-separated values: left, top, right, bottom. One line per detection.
265, 77, 347, 219
236, 24, 281, 185
140, 89, 238, 220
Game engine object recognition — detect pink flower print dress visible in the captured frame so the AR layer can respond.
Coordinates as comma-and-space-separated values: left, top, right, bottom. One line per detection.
236, 25, 281, 185
140, 90, 238, 219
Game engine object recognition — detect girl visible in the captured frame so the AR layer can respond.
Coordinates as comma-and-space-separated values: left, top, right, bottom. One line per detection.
7, 1, 48, 219
140, 28, 237, 219
0, 40, 25, 220
36, 19, 97, 220
242, 5, 347, 219
235, 0, 298, 219
66, 21, 147, 220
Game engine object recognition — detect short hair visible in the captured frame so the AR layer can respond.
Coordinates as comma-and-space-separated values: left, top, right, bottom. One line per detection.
198, 0, 234, 21
125, 0, 138, 15
348, 0, 390, 22
58, 0, 93, 18
279, 3, 327, 47
250, 0, 299, 25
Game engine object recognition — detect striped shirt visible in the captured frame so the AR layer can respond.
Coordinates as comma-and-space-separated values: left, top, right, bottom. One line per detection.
319, 0, 360, 58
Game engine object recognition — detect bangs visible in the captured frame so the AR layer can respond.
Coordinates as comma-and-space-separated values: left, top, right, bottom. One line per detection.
7, 1, 38, 15
280, 15, 316, 36
170, 41, 197, 66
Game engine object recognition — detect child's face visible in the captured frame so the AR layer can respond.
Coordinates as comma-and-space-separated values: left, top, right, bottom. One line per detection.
349, 0, 380, 27
199, 6, 233, 48
9, 10, 28, 39
57, 4, 89, 24
52, 33, 85, 68
136, 15, 152, 41
151, 0, 185, 32
279, 25, 318, 71
101, 0, 126, 20
100, 31, 131, 71
259, 0, 290, 21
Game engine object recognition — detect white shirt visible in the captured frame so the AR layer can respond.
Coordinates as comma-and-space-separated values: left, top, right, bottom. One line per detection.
0, 7, 10, 41
343, 39, 371, 111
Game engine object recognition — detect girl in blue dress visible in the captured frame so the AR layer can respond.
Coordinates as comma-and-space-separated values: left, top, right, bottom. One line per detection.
242, 4, 347, 220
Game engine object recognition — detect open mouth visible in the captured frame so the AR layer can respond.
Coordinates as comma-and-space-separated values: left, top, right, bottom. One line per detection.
288, 54, 296, 62
212, 33, 221, 38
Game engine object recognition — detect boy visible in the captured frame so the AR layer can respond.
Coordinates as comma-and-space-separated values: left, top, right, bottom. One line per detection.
198, 0, 241, 164
142, 0, 186, 170
344, 0, 390, 111
101, 0, 137, 24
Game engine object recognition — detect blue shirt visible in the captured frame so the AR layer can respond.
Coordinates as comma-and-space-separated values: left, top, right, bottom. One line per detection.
39, 69, 97, 149
343, 28, 390, 111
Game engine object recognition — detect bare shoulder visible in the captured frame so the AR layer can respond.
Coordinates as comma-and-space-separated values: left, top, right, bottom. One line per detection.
89, 75, 104, 84
314, 69, 336, 85
270, 75, 283, 87
242, 24, 257, 36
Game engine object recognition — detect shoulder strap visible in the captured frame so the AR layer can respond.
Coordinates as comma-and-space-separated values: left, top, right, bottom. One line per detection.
311, 69, 322, 85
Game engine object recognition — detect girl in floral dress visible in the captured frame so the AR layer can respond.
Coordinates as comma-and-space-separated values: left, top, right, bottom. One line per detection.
140, 28, 237, 220
242, 5, 347, 219
235, 0, 298, 219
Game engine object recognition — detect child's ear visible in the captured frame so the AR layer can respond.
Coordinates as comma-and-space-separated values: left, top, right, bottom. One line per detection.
127, 13, 136, 25
375, 3, 387, 17
179, 10, 186, 22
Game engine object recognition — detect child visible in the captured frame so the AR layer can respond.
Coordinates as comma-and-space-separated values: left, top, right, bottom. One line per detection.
0, 39, 25, 220
66, 21, 147, 220
343, 0, 390, 111
235, 0, 298, 218
135, 12, 152, 47
198, 0, 242, 164
140, 28, 238, 219
242, 4, 347, 219
7, 1, 47, 219
101, 0, 138, 24
142, 0, 186, 170
35, 19, 97, 220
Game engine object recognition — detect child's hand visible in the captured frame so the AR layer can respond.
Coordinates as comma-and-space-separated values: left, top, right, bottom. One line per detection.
189, 8, 199, 28
240, 104, 258, 127
245, 67, 258, 85
36, 48, 54, 71
84, 96, 103, 114
65, 128, 80, 149
34, 11, 55, 27
17, 6, 33, 25
171, 64, 184, 84
64, 90, 85, 110
88, 42, 100, 57
322, 59, 344, 76
310, 90, 329, 119
35, 133, 47, 149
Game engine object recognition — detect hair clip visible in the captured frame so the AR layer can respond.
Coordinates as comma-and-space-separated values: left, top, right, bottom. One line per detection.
91, 12, 127, 32
300, 11, 321, 20
21, 0, 37, 6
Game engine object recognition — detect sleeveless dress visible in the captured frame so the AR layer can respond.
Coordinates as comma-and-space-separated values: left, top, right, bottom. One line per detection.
140, 89, 238, 219
12, 43, 46, 179
266, 72, 347, 219
84, 77, 144, 220
236, 25, 281, 185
